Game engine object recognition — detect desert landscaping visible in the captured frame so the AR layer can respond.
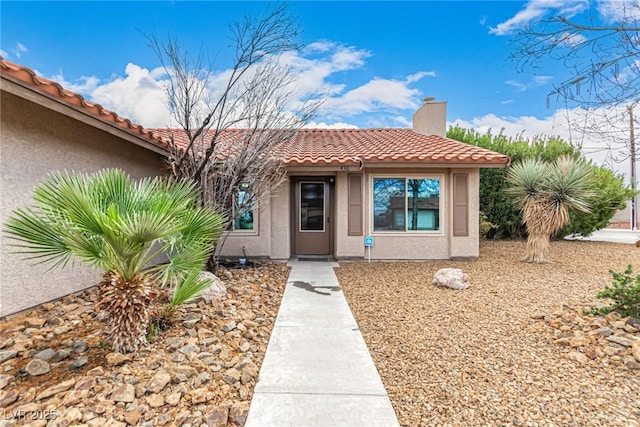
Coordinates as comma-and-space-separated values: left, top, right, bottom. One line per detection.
337, 239, 640, 427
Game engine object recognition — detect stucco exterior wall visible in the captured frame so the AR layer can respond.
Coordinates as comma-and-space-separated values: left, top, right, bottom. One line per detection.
449, 168, 480, 259
335, 172, 365, 258
333, 167, 481, 260
233, 167, 483, 262
0, 91, 166, 317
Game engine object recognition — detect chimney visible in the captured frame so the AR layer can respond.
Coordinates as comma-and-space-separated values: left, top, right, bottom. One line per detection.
412, 97, 447, 137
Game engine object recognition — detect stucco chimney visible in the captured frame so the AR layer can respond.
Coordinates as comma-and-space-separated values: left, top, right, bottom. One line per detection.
412, 97, 447, 137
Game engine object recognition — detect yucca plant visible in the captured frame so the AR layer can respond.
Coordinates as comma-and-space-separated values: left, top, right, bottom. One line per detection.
506, 156, 593, 263
4, 169, 225, 353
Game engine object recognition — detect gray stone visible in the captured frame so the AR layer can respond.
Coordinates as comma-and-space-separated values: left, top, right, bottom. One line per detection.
34, 348, 56, 361
69, 357, 88, 370
182, 315, 201, 328
203, 405, 229, 427
606, 335, 635, 347
72, 340, 89, 353
0, 374, 14, 390
223, 368, 241, 385
0, 350, 17, 364
432, 268, 471, 290
175, 365, 197, 377
51, 349, 71, 362
111, 383, 135, 403
194, 372, 211, 387
229, 401, 250, 426
178, 343, 199, 354
25, 359, 50, 376
222, 321, 237, 332
0, 389, 19, 408
146, 370, 171, 394
198, 272, 227, 303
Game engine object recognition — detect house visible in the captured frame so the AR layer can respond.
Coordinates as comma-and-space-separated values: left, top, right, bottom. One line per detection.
0, 58, 509, 316
151, 100, 510, 261
0, 59, 168, 317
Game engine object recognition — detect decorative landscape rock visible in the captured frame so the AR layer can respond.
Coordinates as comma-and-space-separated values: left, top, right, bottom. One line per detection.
0, 263, 289, 426
25, 359, 50, 376
432, 268, 471, 290
0, 350, 17, 364
111, 383, 135, 403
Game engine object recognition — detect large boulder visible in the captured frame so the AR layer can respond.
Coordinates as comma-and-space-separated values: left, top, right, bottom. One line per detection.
432, 268, 470, 290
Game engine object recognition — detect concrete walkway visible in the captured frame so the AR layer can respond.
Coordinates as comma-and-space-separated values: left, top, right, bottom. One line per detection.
245, 259, 400, 427
565, 228, 639, 244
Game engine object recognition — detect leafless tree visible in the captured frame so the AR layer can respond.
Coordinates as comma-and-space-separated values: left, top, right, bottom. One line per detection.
508, 1, 639, 229
149, 4, 320, 267
509, 1, 640, 110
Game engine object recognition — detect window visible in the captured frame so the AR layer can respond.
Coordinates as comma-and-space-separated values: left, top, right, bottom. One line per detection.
233, 183, 254, 231
300, 182, 325, 232
373, 177, 440, 232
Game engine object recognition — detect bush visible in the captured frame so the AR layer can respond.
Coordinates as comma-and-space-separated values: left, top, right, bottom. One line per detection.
559, 167, 636, 237
479, 211, 497, 239
587, 265, 640, 318
447, 126, 634, 239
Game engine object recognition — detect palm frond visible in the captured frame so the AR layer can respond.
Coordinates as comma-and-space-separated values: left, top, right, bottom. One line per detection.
170, 270, 212, 306
505, 158, 549, 208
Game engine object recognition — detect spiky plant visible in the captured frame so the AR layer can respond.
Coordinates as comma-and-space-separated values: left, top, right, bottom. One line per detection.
507, 156, 593, 263
4, 169, 224, 353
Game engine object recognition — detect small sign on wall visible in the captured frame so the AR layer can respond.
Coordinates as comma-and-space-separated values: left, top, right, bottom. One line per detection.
364, 235, 374, 247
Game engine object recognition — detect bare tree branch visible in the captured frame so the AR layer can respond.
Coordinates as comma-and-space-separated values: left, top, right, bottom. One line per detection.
149, 3, 321, 270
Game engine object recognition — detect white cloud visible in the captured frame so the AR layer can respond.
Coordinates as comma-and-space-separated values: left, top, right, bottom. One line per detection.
490, 0, 589, 35
0, 49, 8, 59
506, 75, 553, 92
50, 72, 101, 94
41, 40, 433, 130
89, 63, 171, 128
305, 121, 359, 129
597, 0, 640, 23
450, 104, 637, 183
321, 76, 426, 118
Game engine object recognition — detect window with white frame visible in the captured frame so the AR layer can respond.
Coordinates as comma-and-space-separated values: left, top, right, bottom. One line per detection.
373, 177, 441, 232
233, 182, 255, 231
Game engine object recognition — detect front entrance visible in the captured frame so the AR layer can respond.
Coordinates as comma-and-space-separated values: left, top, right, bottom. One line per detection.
292, 177, 334, 255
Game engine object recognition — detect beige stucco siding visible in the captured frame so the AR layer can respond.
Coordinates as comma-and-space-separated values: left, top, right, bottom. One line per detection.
335, 171, 365, 258
449, 169, 480, 259
227, 167, 482, 262
337, 167, 480, 260
1, 91, 165, 317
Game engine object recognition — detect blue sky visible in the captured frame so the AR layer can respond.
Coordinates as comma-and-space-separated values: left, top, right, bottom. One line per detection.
0, 1, 636, 177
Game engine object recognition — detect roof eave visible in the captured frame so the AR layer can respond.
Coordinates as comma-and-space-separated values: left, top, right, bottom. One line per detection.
1, 74, 170, 157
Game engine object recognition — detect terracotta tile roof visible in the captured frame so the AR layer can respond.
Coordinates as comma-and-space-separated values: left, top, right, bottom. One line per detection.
0, 58, 169, 152
150, 128, 510, 167
1, 58, 508, 167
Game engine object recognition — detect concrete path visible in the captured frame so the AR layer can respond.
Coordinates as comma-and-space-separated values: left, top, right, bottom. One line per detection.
565, 228, 639, 244
245, 259, 400, 427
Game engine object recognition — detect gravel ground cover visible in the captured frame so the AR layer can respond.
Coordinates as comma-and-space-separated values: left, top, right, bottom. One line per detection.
0, 263, 289, 426
336, 240, 640, 427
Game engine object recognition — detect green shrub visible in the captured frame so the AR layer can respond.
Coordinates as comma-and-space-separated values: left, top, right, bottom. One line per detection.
479, 211, 497, 239
447, 126, 634, 239
587, 265, 640, 318
559, 167, 636, 237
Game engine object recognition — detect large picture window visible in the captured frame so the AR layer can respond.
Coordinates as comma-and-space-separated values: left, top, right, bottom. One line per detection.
233, 183, 254, 231
373, 177, 440, 232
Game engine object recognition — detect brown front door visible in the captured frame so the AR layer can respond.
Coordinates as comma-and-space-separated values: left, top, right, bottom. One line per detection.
293, 179, 332, 255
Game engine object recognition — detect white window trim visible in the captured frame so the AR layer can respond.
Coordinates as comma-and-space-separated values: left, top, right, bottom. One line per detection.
370, 174, 445, 236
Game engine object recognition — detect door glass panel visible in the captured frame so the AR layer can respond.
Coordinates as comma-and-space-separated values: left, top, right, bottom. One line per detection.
300, 182, 325, 231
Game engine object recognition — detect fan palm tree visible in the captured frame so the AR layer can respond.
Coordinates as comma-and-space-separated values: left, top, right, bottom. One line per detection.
4, 169, 224, 353
506, 156, 593, 263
